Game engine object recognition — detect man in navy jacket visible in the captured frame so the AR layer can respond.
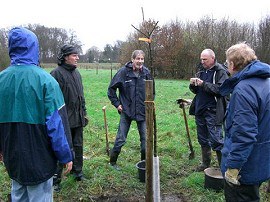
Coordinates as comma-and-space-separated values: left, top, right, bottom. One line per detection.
108, 50, 154, 170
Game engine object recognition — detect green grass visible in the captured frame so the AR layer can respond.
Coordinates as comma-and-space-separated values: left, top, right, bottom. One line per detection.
1, 68, 270, 201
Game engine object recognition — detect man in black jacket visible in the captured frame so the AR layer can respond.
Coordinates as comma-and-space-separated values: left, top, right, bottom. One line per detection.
51, 44, 88, 190
189, 49, 229, 171
107, 50, 154, 170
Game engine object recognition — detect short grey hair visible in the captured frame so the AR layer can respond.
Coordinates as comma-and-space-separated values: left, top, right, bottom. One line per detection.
131, 50, 145, 60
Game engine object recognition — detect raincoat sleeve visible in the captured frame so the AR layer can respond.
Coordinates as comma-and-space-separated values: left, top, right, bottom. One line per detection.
45, 80, 73, 164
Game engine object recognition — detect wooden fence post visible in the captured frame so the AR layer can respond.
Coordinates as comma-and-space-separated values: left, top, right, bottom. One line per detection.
145, 80, 154, 202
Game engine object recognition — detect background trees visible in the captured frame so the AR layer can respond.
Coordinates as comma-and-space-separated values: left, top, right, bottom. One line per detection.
1, 14, 269, 78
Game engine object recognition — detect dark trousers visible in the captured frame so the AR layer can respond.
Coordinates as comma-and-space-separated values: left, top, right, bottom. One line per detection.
224, 181, 260, 202
195, 109, 223, 151
111, 113, 146, 155
53, 126, 83, 184
71, 127, 83, 175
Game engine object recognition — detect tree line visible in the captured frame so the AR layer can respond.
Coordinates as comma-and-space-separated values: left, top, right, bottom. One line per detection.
1, 14, 269, 78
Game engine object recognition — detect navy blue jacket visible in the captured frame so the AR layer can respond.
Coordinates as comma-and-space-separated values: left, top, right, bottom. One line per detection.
189, 62, 229, 124
220, 60, 270, 185
108, 62, 154, 121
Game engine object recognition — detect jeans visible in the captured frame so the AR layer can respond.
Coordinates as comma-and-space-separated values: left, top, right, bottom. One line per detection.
112, 113, 146, 154
11, 177, 53, 202
195, 109, 224, 151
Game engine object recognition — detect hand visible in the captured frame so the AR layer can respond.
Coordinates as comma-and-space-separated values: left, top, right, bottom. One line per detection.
196, 78, 203, 86
63, 161, 73, 175
225, 168, 240, 186
117, 105, 123, 113
190, 78, 198, 86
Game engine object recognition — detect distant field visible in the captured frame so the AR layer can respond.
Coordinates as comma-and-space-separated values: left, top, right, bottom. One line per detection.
40, 63, 121, 70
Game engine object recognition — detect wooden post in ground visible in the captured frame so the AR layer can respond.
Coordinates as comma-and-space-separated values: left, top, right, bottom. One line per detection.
145, 80, 154, 202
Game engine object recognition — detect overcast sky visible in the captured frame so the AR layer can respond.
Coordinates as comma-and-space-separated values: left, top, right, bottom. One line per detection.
1, 0, 269, 53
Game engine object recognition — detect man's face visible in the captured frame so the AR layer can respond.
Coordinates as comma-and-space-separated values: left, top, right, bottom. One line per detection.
132, 54, 144, 70
65, 54, 79, 66
200, 53, 215, 69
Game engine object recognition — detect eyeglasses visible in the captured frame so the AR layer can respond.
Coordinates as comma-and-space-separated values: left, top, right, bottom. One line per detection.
223, 61, 228, 68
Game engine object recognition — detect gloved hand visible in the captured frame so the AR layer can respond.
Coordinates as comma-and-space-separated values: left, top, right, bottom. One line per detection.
225, 168, 240, 186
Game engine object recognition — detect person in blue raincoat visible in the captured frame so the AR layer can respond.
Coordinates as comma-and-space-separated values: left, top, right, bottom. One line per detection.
220, 42, 270, 202
107, 50, 154, 170
0, 27, 73, 201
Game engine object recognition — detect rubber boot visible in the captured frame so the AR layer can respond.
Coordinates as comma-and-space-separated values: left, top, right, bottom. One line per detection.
216, 150, 222, 168
196, 146, 211, 172
109, 151, 121, 171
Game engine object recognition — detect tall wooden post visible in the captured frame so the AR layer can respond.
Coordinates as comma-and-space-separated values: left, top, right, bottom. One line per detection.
145, 80, 154, 202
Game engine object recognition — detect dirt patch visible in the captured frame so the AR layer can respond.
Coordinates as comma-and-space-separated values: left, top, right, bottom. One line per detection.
89, 194, 186, 202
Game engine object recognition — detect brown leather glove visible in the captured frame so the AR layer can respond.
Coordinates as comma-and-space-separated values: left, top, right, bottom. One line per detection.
225, 168, 240, 185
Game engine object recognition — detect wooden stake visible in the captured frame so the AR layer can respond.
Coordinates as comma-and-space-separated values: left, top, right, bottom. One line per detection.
145, 80, 154, 202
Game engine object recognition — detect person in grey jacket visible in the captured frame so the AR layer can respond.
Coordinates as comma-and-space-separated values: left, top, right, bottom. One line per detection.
107, 50, 154, 170
189, 49, 229, 171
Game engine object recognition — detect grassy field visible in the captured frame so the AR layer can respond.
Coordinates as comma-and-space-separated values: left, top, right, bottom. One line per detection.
1, 68, 269, 201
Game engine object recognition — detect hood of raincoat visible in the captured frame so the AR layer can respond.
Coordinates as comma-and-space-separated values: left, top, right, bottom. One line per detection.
220, 60, 270, 96
8, 27, 39, 66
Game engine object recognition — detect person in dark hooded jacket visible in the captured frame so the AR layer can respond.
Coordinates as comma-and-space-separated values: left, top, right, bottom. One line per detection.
220, 42, 270, 202
50, 44, 88, 189
107, 50, 154, 170
0, 27, 73, 201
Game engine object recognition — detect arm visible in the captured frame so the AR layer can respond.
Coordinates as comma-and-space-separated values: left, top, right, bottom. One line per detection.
201, 69, 229, 96
108, 71, 122, 109
226, 91, 257, 169
224, 89, 258, 184
44, 78, 73, 166
46, 107, 73, 164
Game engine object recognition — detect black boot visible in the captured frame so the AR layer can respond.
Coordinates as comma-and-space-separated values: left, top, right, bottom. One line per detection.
196, 146, 211, 172
110, 151, 120, 170
216, 150, 222, 168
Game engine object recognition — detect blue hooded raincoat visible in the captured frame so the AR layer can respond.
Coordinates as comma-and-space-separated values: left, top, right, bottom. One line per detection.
220, 60, 270, 185
0, 27, 73, 185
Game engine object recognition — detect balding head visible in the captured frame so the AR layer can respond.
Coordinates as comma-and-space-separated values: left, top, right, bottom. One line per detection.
200, 49, 216, 69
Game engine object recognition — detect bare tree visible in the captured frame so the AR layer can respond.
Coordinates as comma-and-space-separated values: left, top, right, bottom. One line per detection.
256, 15, 270, 64
0, 28, 9, 70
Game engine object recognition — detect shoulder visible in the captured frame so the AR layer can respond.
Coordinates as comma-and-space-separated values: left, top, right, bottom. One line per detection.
215, 63, 229, 76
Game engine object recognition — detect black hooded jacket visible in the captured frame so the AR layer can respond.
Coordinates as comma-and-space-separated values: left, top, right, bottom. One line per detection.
51, 63, 87, 128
